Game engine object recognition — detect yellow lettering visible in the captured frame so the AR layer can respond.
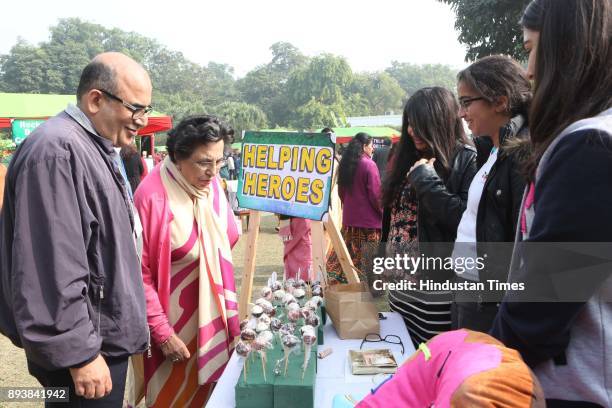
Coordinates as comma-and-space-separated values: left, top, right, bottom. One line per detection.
243, 144, 256, 167
315, 149, 332, 174
243, 171, 257, 195
266, 145, 278, 170
310, 178, 324, 205
278, 146, 291, 170
281, 176, 297, 201
291, 146, 299, 171
256, 145, 267, 168
268, 174, 282, 199
256, 173, 269, 197
299, 147, 315, 172
296, 177, 310, 203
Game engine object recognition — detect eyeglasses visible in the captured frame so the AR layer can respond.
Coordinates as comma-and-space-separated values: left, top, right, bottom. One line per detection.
459, 96, 485, 109
98, 89, 153, 120
360, 333, 404, 355
190, 157, 226, 172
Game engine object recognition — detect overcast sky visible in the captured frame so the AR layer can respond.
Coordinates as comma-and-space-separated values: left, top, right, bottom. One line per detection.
0, 0, 469, 78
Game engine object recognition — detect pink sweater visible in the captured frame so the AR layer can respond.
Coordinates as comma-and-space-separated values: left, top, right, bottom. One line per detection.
339, 156, 383, 229
134, 164, 239, 345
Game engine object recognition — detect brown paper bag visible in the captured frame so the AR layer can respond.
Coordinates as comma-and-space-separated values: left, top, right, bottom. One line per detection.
326, 283, 380, 339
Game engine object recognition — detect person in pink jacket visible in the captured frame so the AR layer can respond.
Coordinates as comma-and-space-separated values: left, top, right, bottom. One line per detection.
326, 132, 382, 284
134, 115, 240, 407
278, 215, 313, 281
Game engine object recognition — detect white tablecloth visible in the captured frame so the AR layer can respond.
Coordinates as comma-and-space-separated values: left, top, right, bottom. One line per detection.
207, 312, 415, 408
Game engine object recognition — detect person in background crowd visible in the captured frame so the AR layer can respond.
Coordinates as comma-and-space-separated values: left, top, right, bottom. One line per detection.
372, 138, 392, 182
491, 1, 612, 406
219, 157, 230, 180
326, 132, 382, 284
121, 144, 145, 193
382, 87, 477, 346
278, 213, 313, 281
0, 52, 151, 406
234, 152, 242, 180
451, 54, 532, 333
226, 153, 235, 180
0, 163, 6, 209
134, 115, 239, 406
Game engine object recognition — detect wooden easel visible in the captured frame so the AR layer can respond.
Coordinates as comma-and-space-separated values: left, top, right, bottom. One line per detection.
237, 207, 359, 320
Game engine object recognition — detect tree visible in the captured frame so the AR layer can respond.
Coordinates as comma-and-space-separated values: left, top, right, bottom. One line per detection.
385, 62, 458, 97
350, 72, 404, 115
236, 42, 308, 127
0, 41, 51, 93
439, 0, 530, 61
268, 42, 308, 80
291, 98, 344, 130
211, 102, 268, 138
153, 92, 210, 123
286, 54, 353, 108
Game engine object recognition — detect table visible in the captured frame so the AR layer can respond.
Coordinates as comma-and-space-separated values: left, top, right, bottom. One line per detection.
207, 312, 415, 408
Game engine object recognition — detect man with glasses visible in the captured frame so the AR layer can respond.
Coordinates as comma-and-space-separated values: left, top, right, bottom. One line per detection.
0, 52, 152, 406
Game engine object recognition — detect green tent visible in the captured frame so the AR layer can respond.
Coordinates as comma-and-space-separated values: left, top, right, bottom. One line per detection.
0, 92, 171, 133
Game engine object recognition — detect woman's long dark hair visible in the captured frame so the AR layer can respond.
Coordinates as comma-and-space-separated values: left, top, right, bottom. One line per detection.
457, 55, 532, 120
382, 87, 471, 209
337, 132, 372, 190
522, 0, 612, 180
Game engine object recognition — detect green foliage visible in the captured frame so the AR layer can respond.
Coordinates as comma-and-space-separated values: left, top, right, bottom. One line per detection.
0, 19, 460, 134
385, 62, 458, 98
286, 54, 353, 108
210, 102, 268, 137
153, 92, 210, 123
439, 0, 530, 61
291, 99, 344, 131
236, 42, 308, 127
350, 72, 404, 115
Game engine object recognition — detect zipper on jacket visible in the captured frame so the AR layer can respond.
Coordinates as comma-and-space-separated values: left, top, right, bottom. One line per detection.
146, 327, 152, 358
97, 284, 104, 334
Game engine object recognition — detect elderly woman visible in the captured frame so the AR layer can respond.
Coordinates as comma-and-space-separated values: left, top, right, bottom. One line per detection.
134, 115, 240, 406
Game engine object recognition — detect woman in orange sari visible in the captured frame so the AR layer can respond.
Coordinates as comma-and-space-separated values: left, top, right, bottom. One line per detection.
134, 115, 240, 407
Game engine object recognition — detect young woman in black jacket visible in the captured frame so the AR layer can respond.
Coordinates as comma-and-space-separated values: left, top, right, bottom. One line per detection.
451, 55, 532, 332
491, 1, 612, 406
382, 87, 477, 346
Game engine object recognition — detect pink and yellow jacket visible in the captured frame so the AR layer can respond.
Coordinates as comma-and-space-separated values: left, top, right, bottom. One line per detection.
134, 165, 240, 346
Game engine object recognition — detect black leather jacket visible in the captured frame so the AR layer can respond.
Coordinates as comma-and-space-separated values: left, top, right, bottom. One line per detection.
473, 116, 530, 283
408, 144, 478, 244
378, 144, 477, 285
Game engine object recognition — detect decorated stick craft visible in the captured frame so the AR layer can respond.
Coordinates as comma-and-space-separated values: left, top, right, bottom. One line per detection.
294, 288, 306, 303
287, 309, 301, 323
270, 317, 282, 345
251, 305, 264, 319
236, 341, 252, 384
301, 327, 317, 380
305, 314, 320, 328
282, 334, 299, 377
252, 336, 270, 382
261, 286, 273, 301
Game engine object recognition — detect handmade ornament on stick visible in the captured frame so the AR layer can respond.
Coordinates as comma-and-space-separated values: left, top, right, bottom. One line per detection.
252, 336, 271, 382
301, 327, 317, 380
261, 286, 273, 301
236, 341, 252, 384
251, 305, 264, 319
282, 334, 299, 376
